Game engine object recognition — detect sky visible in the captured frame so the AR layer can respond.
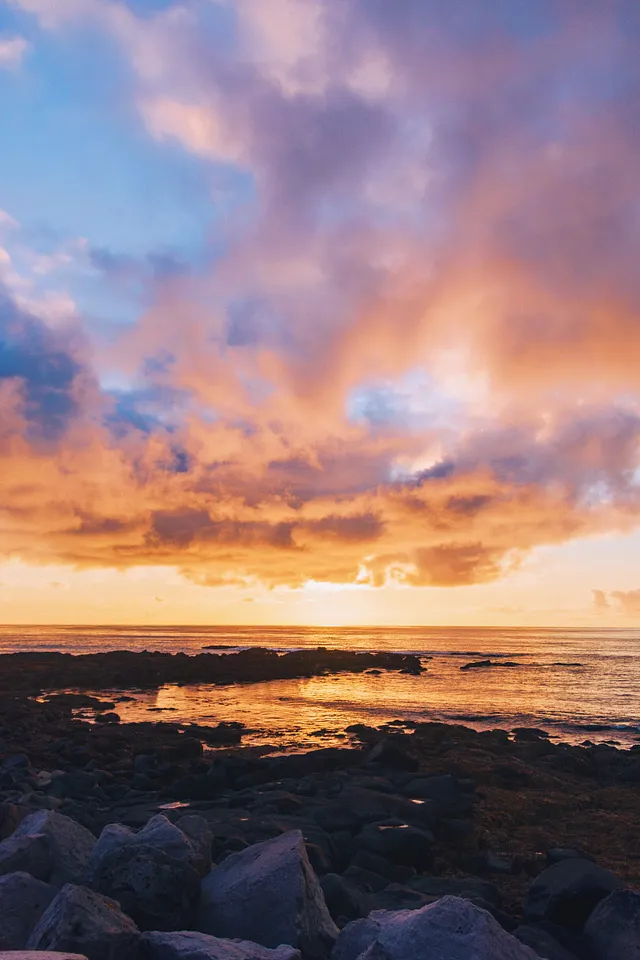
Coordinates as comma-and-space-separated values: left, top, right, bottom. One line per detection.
1, 0, 640, 627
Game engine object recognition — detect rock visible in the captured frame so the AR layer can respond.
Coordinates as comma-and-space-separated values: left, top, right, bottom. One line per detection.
332, 896, 538, 960
546, 848, 594, 866
362, 740, 418, 772
354, 823, 434, 870
140, 931, 301, 960
196, 829, 338, 959
0, 871, 57, 949
402, 774, 474, 817
512, 728, 550, 742
407, 875, 500, 906
460, 660, 494, 670
524, 859, 623, 930
2, 810, 96, 886
584, 889, 640, 959
514, 923, 582, 959
0, 834, 51, 881
0, 953, 89, 959
89, 842, 201, 931
320, 873, 362, 922
350, 851, 415, 885
87, 814, 212, 883
27, 882, 140, 960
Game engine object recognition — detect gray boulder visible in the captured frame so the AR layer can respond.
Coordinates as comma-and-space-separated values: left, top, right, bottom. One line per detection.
86, 814, 211, 881
89, 842, 201, 931
0, 871, 57, 949
332, 896, 538, 960
584, 889, 640, 959
524, 859, 623, 930
514, 923, 581, 959
1, 810, 96, 886
27, 882, 140, 960
196, 830, 338, 959
140, 931, 301, 960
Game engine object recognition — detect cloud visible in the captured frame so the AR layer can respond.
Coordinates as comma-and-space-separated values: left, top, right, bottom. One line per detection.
592, 589, 610, 611
2, 0, 640, 592
610, 589, 640, 615
0, 36, 30, 69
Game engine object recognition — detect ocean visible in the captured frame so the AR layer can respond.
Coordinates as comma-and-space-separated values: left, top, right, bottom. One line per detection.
1, 625, 639, 751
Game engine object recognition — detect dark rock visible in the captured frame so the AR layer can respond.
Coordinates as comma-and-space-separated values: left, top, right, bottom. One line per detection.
89, 843, 201, 931
514, 923, 582, 960
94, 713, 121, 724
408, 875, 500, 907
460, 660, 494, 670
343, 865, 389, 894
140, 931, 301, 960
27, 882, 140, 960
402, 774, 474, 817
362, 739, 418, 772
350, 850, 415, 885
0, 871, 57, 949
584, 889, 640, 959
547, 848, 595, 866
524, 859, 623, 930
196, 829, 338, 959
355, 823, 434, 870
320, 873, 362, 922
512, 728, 551, 742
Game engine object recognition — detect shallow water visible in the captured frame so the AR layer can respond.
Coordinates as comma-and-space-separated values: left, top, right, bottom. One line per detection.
3, 624, 639, 748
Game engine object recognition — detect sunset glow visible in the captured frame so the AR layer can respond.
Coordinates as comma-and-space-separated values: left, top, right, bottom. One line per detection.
1, 1, 640, 625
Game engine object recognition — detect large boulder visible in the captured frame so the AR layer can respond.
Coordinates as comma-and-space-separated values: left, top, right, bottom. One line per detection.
584, 889, 640, 959
513, 923, 582, 960
140, 931, 301, 960
27, 882, 140, 960
332, 897, 538, 960
0, 871, 57, 949
0, 810, 96, 886
89, 842, 201, 931
196, 830, 338, 959
524, 859, 623, 930
86, 814, 211, 881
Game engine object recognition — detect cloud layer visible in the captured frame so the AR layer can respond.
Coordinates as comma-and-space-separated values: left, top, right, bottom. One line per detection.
2, 0, 640, 592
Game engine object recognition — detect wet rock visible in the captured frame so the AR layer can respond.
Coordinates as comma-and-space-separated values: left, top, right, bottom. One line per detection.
196, 829, 338, 959
0, 871, 57, 949
584, 889, 640, 959
27, 882, 140, 960
89, 843, 201, 931
2, 810, 96, 886
512, 728, 551, 742
354, 823, 434, 870
140, 931, 301, 960
332, 896, 539, 960
401, 774, 474, 817
524, 859, 623, 930
362, 740, 418, 772
460, 660, 494, 670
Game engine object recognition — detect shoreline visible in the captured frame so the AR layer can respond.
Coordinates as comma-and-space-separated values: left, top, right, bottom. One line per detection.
1, 685, 639, 922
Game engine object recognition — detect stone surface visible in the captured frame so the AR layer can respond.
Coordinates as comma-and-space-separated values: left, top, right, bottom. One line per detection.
0, 871, 57, 949
0, 835, 51, 882
584, 889, 640, 959
140, 931, 301, 960
86, 814, 211, 881
27, 882, 140, 960
89, 842, 201, 931
354, 824, 434, 870
514, 923, 581, 960
332, 896, 538, 960
197, 830, 338, 959
0, 953, 88, 959
524, 859, 623, 930
5, 810, 96, 886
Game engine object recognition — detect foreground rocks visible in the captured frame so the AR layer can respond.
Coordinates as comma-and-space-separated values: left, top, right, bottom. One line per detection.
197, 830, 338, 959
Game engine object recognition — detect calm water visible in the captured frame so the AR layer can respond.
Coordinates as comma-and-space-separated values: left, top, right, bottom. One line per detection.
1, 625, 639, 750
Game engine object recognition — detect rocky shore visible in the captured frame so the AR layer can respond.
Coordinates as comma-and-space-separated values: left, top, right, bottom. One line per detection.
1, 662, 640, 959
0, 648, 423, 696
